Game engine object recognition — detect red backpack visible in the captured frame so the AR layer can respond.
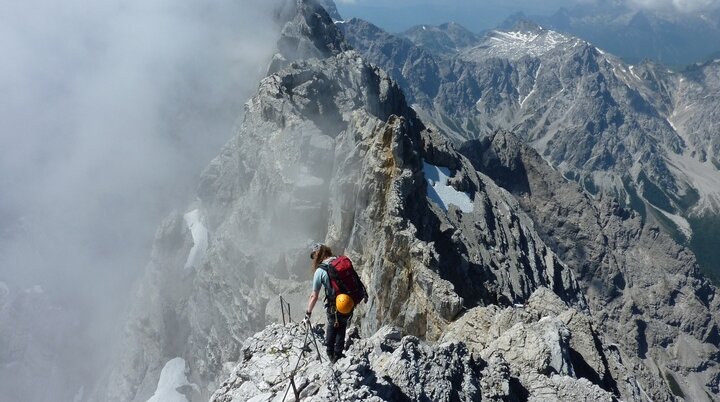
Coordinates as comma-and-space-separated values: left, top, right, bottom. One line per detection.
319, 256, 367, 306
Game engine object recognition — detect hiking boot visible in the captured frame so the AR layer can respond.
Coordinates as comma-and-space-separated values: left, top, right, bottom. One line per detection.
326, 349, 335, 362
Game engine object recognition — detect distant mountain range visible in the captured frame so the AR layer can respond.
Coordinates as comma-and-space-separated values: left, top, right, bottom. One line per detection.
338, 18, 720, 283
502, 2, 720, 66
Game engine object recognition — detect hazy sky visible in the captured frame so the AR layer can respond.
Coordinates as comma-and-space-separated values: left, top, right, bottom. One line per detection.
0, 0, 281, 400
1, 0, 279, 297
334, 0, 720, 31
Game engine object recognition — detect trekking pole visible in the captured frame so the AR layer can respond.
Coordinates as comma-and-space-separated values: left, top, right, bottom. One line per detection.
305, 320, 323, 362
306, 322, 341, 402
281, 324, 310, 402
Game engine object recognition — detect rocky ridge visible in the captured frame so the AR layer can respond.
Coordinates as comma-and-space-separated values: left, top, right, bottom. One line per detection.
211, 289, 618, 402
93, 1, 720, 401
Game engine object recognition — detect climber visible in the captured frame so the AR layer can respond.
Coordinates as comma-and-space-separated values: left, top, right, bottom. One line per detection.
303, 243, 367, 363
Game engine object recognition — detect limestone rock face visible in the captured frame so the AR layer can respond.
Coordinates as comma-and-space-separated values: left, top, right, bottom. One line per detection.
269, 0, 350, 74
461, 130, 720, 401
210, 319, 616, 402
339, 17, 720, 229
401, 22, 481, 57
442, 289, 630, 400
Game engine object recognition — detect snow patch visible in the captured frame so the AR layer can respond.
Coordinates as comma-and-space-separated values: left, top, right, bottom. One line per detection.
146, 358, 198, 402
519, 63, 542, 107
183, 209, 208, 270
496, 30, 540, 43
468, 29, 573, 60
294, 175, 324, 187
333, 20, 346, 24
423, 161, 474, 213
628, 65, 641, 81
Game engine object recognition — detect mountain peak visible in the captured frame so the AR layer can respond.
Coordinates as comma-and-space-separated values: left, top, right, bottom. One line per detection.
507, 18, 545, 33
270, 0, 350, 73
400, 21, 480, 55
315, 0, 342, 21
463, 25, 577, 61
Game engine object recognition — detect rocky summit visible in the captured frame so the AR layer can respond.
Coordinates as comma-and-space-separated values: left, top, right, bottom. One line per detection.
91, 1, 720, 401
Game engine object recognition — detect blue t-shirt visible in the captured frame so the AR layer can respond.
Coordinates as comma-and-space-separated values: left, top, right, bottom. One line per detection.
312, 266, 330, 293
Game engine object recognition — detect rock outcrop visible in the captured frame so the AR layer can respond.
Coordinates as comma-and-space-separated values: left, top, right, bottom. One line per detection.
211, 290, 619, 402
460, 130, 720, 401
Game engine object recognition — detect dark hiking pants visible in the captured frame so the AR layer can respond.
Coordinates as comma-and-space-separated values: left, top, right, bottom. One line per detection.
325, 306, 351, 358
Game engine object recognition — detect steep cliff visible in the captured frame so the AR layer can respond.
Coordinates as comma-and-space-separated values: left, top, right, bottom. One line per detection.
461, 130, 720, 401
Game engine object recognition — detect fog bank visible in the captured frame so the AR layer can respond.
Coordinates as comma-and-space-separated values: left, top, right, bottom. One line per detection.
0, 0, 282, 400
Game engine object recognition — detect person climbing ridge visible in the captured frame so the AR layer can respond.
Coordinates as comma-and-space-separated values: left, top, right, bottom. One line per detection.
303, 243, 367, 363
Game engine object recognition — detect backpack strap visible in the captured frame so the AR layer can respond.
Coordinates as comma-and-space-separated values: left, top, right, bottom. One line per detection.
317, 263, 335, 301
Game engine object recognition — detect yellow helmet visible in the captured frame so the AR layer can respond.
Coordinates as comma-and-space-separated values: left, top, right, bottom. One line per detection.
335, 293, 354, 314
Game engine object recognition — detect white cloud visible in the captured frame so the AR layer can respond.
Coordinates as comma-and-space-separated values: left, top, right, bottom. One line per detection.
627, 0, 720, 12
0, 0, 282, 400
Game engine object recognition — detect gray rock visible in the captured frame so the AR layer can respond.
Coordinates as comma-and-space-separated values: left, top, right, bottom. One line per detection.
522, 4, 720, 66
441, 288, 621, 401
400, 22, 480, 57
211, 322, 616, 402
340, 17, 720, 230
461, 129, 720, 401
